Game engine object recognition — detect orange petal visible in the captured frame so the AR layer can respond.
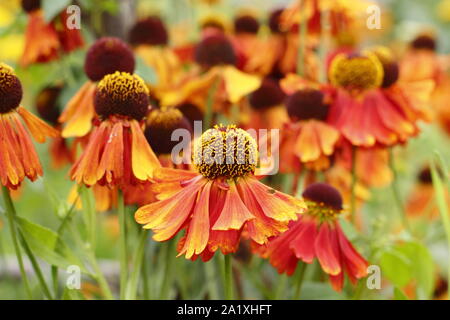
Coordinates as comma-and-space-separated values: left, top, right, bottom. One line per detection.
314, 222, 341, 276
17, 106, 59, 143
60, 82, 96, 138
96, 122, 124, 185
179, 181, 212, 259
244, 176, 305, 222
336, 224, 368, 279
212, 180, 255, 231
290, 215, 317, 263
295, 121, 321, 162
130, 120, 161, 181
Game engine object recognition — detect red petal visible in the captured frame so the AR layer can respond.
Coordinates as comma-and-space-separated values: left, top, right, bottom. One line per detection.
314, 222, 341, 276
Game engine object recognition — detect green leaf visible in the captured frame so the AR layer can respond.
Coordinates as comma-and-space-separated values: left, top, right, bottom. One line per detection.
62, 287, 85, 300
42, 0, 72, 22
380, 241, 434, 299
15, 216, 87, 272
135, 56, 158, 85
393, 287, 409, 300
399, 242, 434, 299
379, 248, 412, 288
16, 216, 58, 249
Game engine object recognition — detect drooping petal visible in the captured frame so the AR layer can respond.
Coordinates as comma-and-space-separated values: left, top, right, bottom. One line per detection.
179, 181, 213, 259
96, 121, 124, 185
70, 122, 109, 186
314, 222, 341, 276
60, 81, 96, 138
329, 272, 345, 292
244, 176, 305, 222
295, 121, 321, 162
212, 180, 255, 231
237, 179, 289, 244
290, 215, 317, 263
17, 106, 59, 143
336, 223, 368, 280
130, 120, 161, 181
222, 65, 261, 103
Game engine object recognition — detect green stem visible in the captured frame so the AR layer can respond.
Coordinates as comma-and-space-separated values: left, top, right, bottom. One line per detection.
68, 223, 113, 300
118, 190, 128, 300
350, 146, 357, 224
125, 230, 148, 300
2, 186, 33, 299
389, 148, 411, 232
17, 231, 53, 300
293, 262, 307, 299
223, 254, 234, 300
204, 258, 220, 299
159, 239, 176, 299
274, 274, 288, 299
430, 157, 450, 288
142, 244, 150, 300
80, 186, 97, 250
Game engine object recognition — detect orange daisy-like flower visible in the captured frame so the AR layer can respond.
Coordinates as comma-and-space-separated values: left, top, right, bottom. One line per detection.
0, 63, 58, 189
135, 125, 306, 261
59, 37, 135, 138
328, 51, 418, 147
244, 78, 288, 131
70, 71, 160, 188
281, 88, 340, 172
128, 16, 183, 98
263, 183, 368, 291
162, 33, 261, 115
370, 46, 435, 124
20, 0, 84, 67
406, 167, 449, 219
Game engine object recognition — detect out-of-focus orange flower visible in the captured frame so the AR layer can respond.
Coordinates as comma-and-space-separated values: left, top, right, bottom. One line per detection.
283, 87, 339, 172
406, 167, 449, 219
335, 141, 393, 188
369, 46, 435, 124
261, 183, 368, 292
20, 1, 83, 67
59, 38, 135, 138
0, 63, 58, 189
135, 125, 306, 261
281, 0, 375, 38
128, 16, 183, 99
162, 33, 261, 116
70, 72, 160, 188
328, 51, 418, 147
244, 78, 288, 131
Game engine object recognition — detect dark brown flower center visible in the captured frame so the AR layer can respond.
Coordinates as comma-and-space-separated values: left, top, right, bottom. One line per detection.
94, 72, 149, 121
128, 16, 169, 47
302, 183, 343, 217
411, 35, 437, 51
195, 34, 237, 69
35, 86, 62, 124
286, 89, 329, 121
145, 107, 192, 155
84, 37, 135, 82
0, 63, 23, 114
234, 15, 260, 34
249, 78, 286, 110
22, 0, 40, 13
